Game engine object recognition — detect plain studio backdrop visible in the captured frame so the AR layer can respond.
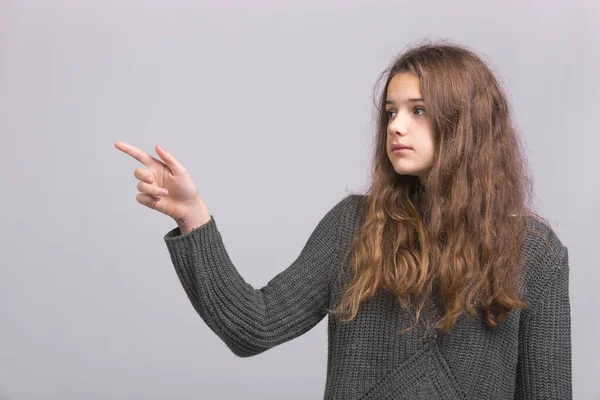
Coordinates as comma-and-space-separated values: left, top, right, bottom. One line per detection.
1, 0, 598, 399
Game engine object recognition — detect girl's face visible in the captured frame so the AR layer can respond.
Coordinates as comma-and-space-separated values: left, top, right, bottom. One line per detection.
385, 72, 435, 182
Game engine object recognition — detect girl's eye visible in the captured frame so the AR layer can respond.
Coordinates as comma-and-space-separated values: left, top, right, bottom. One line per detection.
385, 108, 426, 119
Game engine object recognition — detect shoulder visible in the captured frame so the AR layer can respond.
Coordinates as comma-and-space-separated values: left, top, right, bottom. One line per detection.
521, 215, 567, 265
520, 215, 569, 302
329, 193, 366, 216
323, 193, 366, 237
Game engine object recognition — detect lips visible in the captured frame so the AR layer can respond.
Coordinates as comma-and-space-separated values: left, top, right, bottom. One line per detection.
392, 143, 412, 150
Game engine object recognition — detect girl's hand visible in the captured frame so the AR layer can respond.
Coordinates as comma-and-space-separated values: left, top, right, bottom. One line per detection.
114, 141, 208, 224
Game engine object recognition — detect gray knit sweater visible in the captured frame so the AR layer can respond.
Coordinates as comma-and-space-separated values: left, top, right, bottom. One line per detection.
164, 194, 572, 399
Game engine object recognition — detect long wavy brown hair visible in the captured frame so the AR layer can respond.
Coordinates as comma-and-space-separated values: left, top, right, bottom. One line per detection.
327, 39, 553, 335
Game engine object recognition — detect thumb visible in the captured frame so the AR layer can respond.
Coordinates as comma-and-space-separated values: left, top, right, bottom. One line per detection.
156, 144, 186, 175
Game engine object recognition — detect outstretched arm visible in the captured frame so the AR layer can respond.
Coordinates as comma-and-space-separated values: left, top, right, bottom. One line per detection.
164, 195, 354, 357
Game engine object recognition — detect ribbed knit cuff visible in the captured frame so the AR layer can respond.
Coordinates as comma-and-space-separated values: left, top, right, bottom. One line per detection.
164, 214, 220, 249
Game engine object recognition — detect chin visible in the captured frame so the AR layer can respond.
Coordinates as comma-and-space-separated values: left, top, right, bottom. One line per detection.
393, 169, 416, 177
391, 164, 414, 174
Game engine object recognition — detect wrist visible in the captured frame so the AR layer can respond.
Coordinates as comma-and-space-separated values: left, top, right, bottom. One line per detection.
176, 198, 211, 234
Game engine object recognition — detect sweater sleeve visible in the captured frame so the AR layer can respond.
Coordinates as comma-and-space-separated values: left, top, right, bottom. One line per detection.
514, 245, 572, 399
163, 195, 351, 357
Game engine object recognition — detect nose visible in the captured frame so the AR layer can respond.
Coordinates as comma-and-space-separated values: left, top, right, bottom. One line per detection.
388, 112, 409, 136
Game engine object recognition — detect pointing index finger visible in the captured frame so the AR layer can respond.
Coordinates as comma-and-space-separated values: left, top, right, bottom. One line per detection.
114, 141, 162, 169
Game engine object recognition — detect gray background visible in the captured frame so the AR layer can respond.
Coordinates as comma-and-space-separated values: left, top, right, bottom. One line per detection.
2, 0, 598, 399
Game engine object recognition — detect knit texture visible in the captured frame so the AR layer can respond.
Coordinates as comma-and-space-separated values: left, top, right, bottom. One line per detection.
164, 194, 572, 399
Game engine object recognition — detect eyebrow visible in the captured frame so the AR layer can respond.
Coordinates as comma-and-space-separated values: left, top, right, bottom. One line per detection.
385, 98, 424, 106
